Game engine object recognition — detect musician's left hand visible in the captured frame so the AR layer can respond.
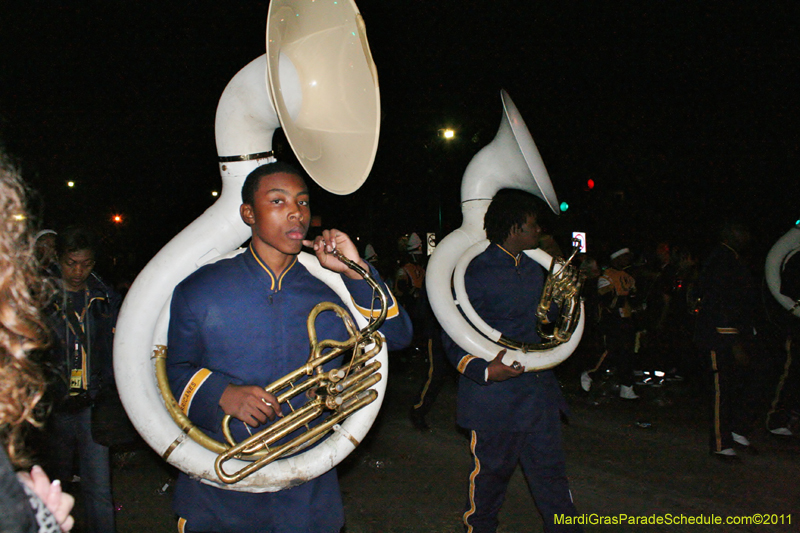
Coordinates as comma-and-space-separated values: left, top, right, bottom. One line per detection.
304, 229, 369, 280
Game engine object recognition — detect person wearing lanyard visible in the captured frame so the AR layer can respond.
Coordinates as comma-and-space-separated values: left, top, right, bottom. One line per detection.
44, 226, 120, 533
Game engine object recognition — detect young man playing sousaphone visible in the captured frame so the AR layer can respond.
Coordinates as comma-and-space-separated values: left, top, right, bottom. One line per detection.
166, 161, 412, 533
442, 188, 582, 533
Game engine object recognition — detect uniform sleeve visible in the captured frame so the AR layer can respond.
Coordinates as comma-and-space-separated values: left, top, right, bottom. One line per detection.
166, 286, 231, 431
439, 261, 491, 385
441, 329, 489, 385
342, 263, 413, 352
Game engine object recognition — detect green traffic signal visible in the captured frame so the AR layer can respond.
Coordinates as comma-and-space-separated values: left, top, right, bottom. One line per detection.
560, 201, 569, 212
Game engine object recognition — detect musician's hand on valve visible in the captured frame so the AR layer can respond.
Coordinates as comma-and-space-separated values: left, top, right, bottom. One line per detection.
487, 349, 525, 382
304, 229, 369, 280
220, 384, 282, 427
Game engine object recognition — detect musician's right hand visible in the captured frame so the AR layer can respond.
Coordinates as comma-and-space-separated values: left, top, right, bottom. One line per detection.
220, 384, 282, 427
487, 349, 524, 382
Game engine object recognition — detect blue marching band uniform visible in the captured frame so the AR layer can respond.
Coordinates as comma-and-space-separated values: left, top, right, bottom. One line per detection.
442, 244, 581, 533
694, 242, 759, 456
166, 244, 411, 533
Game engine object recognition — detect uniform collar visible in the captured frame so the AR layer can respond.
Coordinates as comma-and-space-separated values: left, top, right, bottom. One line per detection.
246, 244, 299, 291
492, 243, 523, 266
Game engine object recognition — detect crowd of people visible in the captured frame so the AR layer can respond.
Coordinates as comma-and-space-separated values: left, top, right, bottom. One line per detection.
360, 207, 800, 529
566, 225, 799, 464
1, 139, 798, 533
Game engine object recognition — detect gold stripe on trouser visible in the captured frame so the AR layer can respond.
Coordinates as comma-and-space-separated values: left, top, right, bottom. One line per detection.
177, 517, 186, 533
413, 339, 435, 409
588, 350, 608, 375
711, 351, 723, 451
463, 430, 481, 532
766, 338, 792, 427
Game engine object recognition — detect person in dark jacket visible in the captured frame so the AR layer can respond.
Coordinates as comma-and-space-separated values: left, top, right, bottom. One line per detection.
44, 226, 120, 533
442, 189, 581, 533
694, 221, 760, 463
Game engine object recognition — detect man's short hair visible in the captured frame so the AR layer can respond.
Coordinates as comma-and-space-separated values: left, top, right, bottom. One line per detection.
56, 225, 97, 258
484, 188, 540, 244
241, 161, 305, 206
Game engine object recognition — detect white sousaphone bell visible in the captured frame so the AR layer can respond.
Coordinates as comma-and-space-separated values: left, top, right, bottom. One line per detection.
114, 0, 383, 492
766, 224, 800, 318
426, 90, 585, 371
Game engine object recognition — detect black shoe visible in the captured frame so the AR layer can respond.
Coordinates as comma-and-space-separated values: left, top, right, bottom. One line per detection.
409, 409, 430, 431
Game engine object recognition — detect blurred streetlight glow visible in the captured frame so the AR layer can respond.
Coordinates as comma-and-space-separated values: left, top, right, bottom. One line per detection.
442, 128, 455, 139
211, 190, 219, 197
67, 181, 75, 188
112, 214, 123, 224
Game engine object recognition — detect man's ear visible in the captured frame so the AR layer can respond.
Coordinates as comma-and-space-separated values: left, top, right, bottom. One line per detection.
240, 203, 254, 226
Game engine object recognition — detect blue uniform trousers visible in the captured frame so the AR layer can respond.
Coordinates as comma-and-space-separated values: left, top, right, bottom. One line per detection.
706, 347, 757, 452
463, 413, 581, 533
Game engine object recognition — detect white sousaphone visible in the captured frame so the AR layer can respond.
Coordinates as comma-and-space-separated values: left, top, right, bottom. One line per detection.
765, 224, 800, 318
113, 0, 383, 492
426, 90, 585, 371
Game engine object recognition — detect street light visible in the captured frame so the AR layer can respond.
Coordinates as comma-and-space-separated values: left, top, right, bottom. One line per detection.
439, 128, 455, 140
67, 181, 75, 188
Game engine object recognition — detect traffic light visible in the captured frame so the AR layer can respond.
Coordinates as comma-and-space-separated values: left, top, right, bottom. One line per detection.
560, 201, 569, 212
586, 179, 595, 190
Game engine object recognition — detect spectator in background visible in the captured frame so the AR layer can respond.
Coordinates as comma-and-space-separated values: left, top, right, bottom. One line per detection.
33, 229, 58, 276
43, 226, 120, 532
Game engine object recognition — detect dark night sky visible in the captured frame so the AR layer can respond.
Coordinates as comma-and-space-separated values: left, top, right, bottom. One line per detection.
1, 1, 799, 280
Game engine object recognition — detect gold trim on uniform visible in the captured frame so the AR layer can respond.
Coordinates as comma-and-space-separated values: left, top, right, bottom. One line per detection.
179, 368, 212, 415
496, 244, 520, 266
463, 430, 481, 532
457, 355, 478, 374
250, 244, 277, 290
710, 350, 723, 451
352, 292, 400, 319
276, 256, 298, 290
413, 339, 435, 409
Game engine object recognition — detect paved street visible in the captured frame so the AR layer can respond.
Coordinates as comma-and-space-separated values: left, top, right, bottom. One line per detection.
98, 352, 798, 533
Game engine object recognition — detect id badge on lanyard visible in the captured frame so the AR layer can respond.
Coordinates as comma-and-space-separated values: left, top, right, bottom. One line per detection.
70, 368, 83, 391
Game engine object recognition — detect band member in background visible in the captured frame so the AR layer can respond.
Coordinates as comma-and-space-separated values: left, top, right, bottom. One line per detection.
442, 189, 582, 533
44, 226, 120, 533
764, 238, 800, 437
694, 220, 760, 463
581, 247, 640, 400
166, 162, 412, 533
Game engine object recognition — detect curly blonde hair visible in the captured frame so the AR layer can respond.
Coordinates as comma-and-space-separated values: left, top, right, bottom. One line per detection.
0, 155, 49, 466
